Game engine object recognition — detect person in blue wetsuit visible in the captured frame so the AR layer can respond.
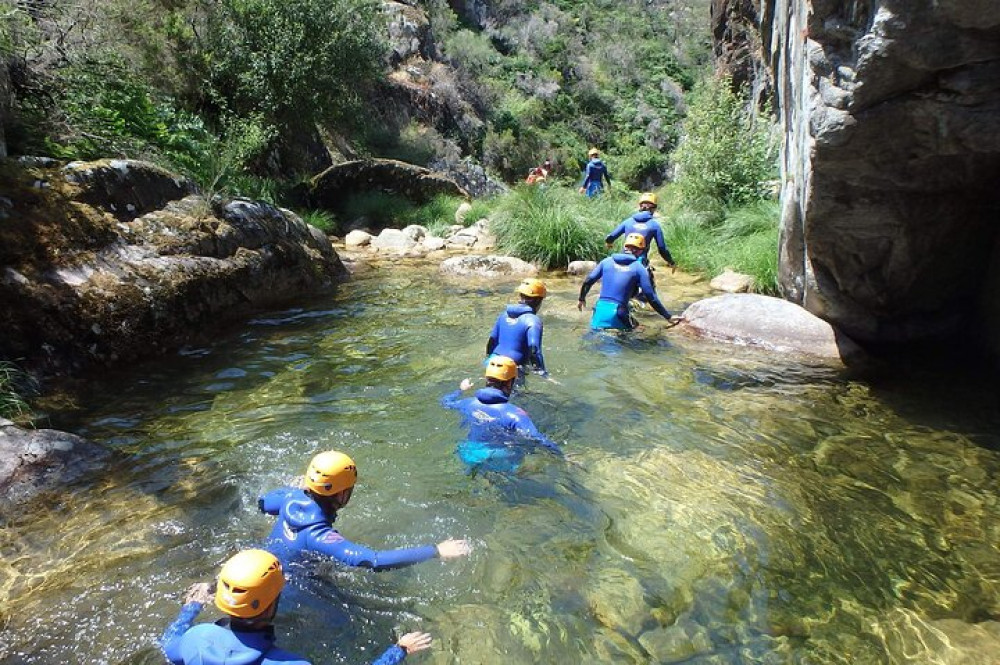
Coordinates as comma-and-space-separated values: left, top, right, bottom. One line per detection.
441, 355, 563, 473
259, 451, 471, 569
486, 278, 548, 378
577, 233, 673, 330
605, 192, 676, 270
162, 549, 432, 665
578, 147, 611, 197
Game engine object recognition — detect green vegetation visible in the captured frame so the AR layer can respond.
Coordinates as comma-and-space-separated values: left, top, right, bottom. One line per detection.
425, 0, 710, 186
3, 0, 385, 194
0, 361, 32, 422
491, 186, 633, 269
338, 192, 466, 236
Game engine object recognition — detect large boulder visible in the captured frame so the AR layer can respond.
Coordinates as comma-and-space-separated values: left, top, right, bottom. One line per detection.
383, 1, 434, 67
680, 293, 862, 362
439, 255, 538, 278
371, 228, 418, 252
62, 159, 195, 221
741, 1, 1000, 352
309, 159, 469, 210
0, 160, 347, 376
0, 421, 110, 513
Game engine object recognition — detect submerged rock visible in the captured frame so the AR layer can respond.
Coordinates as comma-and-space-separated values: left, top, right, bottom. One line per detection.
0, 422, 110, 513
439, 255, 538, 278
680, 293, 862, 363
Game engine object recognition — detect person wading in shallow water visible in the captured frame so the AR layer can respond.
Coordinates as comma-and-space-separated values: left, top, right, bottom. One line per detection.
578, 233, 674, 330
486, 278, 549, 380
259, 451, 471, 569
442, 355, 562, 474
161, 549, 433, 665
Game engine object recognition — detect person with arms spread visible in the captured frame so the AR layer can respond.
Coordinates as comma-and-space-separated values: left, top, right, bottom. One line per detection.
161, 549, 433, 665
442, 355, 562, 474
577, 233, 673, 330
259, 452, 471, 569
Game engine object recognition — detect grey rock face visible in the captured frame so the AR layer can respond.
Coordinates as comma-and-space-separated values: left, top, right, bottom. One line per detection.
310, 159, 468, 210
681, 293, 862, 363
1, 160, 347, 376
756, 1, 1000, 348
0, 424, 110, 513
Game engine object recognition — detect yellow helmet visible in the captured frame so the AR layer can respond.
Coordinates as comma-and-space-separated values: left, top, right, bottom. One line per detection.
587, 147, 600, 157
624, 233, 647, 250
639, 192, 658, 207
215, 549, 284, 619
516, 278, 547, 299
305, 451, 358, 496
485, 355, 518, 382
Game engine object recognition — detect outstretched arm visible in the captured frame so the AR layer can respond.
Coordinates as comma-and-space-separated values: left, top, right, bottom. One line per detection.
258, 487, 295, 515
604, 221, 628, 246
654, 227, 674, 266
510, 410, 563, 457
526, 319, 547, 375
161, 583, 213, 664
637, 266, 671, 320
578, 262, 603, 307
306, 528, 440, 570
440, 390, 467, 410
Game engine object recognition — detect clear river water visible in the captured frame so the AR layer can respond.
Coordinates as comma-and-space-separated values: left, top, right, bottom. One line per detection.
2, 260, 999, 664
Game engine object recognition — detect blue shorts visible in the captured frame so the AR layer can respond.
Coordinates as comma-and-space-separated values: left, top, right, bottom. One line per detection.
457, 441, 524, 473
590, 299, 634, 330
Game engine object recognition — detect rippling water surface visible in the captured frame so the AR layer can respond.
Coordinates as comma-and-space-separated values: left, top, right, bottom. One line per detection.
2, 262, 1000, 664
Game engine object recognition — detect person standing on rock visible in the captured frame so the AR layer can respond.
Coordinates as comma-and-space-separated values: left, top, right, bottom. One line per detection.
486, 278, 549, 379
259, 451, 471, 569
161, 549, 433, 665
579, 148, 611, 197
442, 355, 563, 474
577, 233, 673, 330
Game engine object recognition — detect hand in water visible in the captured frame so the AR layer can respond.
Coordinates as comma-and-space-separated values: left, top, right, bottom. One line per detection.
459, 378, 474, 391
436, 538, 472, 559
577, 299, 585, 311
183, 582, 214, 605
398, 632, 433, 654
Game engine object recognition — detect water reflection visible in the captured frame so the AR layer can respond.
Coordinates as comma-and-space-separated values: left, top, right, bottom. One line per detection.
2, 265, 1000, 664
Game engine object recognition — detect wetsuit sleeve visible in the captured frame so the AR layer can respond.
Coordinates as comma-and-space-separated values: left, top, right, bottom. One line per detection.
486, 316, 500, 356
306, 527, 439, 571
654, 227, 674, 265
371, 644, 407, 665
579, 262, 603, 302
637, 266, 671, 319
161, 601, 202, 664
441, 391, 465, 410
526, 318, 547, 375
259, 487, 293, 515
509, 410, 563, 457
604, 221, 628, 245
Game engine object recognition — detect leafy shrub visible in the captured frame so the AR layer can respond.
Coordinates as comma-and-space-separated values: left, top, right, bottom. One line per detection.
671, 76, 778, 209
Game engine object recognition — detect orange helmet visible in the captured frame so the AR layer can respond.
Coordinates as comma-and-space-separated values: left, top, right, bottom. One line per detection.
215, 550, 284, 619
516, 278, 547, 299
624, 233, 647, 250
305, 451, 357, 496
587, 147, 600, 157
639, 192, 658, 207
485, 356, 518, 382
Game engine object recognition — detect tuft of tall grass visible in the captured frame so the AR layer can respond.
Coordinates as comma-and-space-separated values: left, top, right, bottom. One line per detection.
406, 194, 463, 233
0, 361, 33, 422
663, 198, 780, 293
340, 191, 415, 227
298, 209, 338, 234
492, 185, 634, 269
